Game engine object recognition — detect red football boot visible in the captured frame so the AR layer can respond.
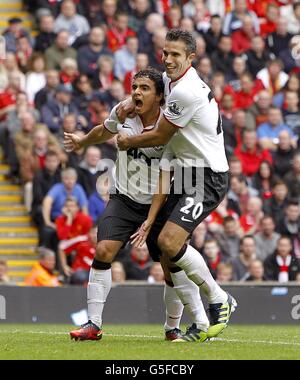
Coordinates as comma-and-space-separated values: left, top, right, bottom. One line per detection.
70, 321, 103, 341
165, 328, 183, 341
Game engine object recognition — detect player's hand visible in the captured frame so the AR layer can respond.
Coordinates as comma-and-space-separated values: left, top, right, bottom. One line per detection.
117, 132, 130, 150
130, 220, 152, 248
64, 132, 83, 152
116, 98, 136, 123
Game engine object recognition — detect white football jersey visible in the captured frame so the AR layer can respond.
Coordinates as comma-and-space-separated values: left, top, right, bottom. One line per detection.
161, 67, 229, 173
104, 105, 164, 204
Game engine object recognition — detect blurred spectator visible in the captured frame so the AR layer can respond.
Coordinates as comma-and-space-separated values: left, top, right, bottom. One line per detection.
67, 130, 86, 168
59, 226, 97, 285
112, 261, 126, 284
264, 236, 300, 282
92, 0, 117, 29
257, 59, 289, 96
234, 130, 273, 177
216, 216, 241, 260
106, 11, 136, 53
263, 180, 289, 228
148, 262, 164, 284
147, 27, 167, 72
25, 248, 61, 287
257, 106, 296, 151
45, 30, 77, 71
281, 1, 300, 35
123, 53, 149, 94
251, 160, 278, 200
88, 174, 109, 225
266, 17, 292, 57
245, 35, 274, 77
138, 13, 164, 51
77, 146, 102, 197
59, 58, 79, 86
202, 239, 228, 279
41, 84, 79, 134
34, 69, 60, 110
228, 156, 243, 177
3, 17, 32, 54
226, 109, 247, 156
34, 13, 56, 53
196, 56, 213, 85
260, 2, 280, 38
43, 167, 88, 225
77, 26, 113, 78
282, 91, 300, 138
245, 90, 272, 130
1, 52, 26, 91
216, 262, 234, 283
211, 35, 235, 78
128, 0, 153, 33
239, 196, 264, 234
232, 72, 264, 110
56, 196, 92, 241
273, 73, 300, 109
165, 4, 182, 30
53, 0, 90, 45
92, 55, 115, 92
232, 15, 257, 55
254, 216, 280, 261
206, 196, 239, 235
222, 0, 260, 35
25, 53, 47, 104
114, 36, 139, 81
279, 37, 300, 74
227, 56, 247, 92
277, 200, 300, 239
0, 261, 10, 285
231, 235, 257, 281
228, 174, 258, 215
293, 229, 300, 260
283, 153, 300, 198
124, 243, 152, 280
245, 259, 267, 282
100, 79, 126, 110
0, 72, 22, 122
19, 128, 66, 211
15, 35, 34, 73
202, 14, 222, 55
272, 130, 297, 178
31, 150, 61, 244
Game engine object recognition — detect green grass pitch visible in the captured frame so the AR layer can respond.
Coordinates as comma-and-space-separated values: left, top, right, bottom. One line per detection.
0, 324, 299, 360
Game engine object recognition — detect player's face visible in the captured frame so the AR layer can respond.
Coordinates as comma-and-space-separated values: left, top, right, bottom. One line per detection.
131, 77, 162, 115
163, 40, 195, 81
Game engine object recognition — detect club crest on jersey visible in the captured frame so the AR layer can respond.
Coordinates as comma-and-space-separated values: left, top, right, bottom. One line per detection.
168, 102, 184, 116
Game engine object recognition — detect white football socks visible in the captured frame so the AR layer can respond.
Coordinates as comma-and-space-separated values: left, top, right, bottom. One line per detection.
87, 268, 112, 328
164, 284, 184, 331
171, 270, 209, 332
174, 245, 227, 305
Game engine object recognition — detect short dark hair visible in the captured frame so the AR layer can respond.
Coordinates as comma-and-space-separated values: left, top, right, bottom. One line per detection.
166, 29, 197, 55
223, 216, 236, 225
133, 68, 165, 106
45, 150, 59, 159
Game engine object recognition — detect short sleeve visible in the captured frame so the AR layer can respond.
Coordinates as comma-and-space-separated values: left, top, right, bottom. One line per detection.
163, 87, 198, 128
104, 105, 119, 134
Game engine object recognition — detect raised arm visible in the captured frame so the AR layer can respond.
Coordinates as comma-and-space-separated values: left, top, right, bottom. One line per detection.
64, 125, 115, 152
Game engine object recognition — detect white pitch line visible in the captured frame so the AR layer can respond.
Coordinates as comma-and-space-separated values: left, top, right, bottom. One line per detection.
0, 330, 299, 347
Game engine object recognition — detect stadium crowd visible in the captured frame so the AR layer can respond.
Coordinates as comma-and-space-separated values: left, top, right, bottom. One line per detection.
0, 0, 300, 286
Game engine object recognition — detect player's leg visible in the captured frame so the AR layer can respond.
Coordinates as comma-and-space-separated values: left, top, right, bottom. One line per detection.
70, 239, 123, 341
160, 254, 209, 342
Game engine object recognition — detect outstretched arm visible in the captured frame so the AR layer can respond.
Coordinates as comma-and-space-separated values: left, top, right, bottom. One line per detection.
64, 125, 115, 152
117, 116, 177, 150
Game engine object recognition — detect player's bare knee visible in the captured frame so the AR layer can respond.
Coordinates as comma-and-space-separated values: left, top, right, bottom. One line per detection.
158, 233, 180, 257
96, 241, 115, 263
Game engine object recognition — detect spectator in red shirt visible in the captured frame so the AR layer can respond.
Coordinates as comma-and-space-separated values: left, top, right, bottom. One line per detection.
0, 72, 21, 121
56, 196, 93, 241
234, 72, 265, 110
123, 53, 149, 94
232, 15, 257, 55
59, 226, 97, 285
106, 11, 136, 53
260, 3, 280, 38
234, 129, 273, 177
239, 196, 264, 234
202, 239, 228, 280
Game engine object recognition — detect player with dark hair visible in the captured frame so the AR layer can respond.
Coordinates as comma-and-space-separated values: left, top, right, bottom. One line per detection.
65, 68, 209, 342
117, 30, 237, 342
